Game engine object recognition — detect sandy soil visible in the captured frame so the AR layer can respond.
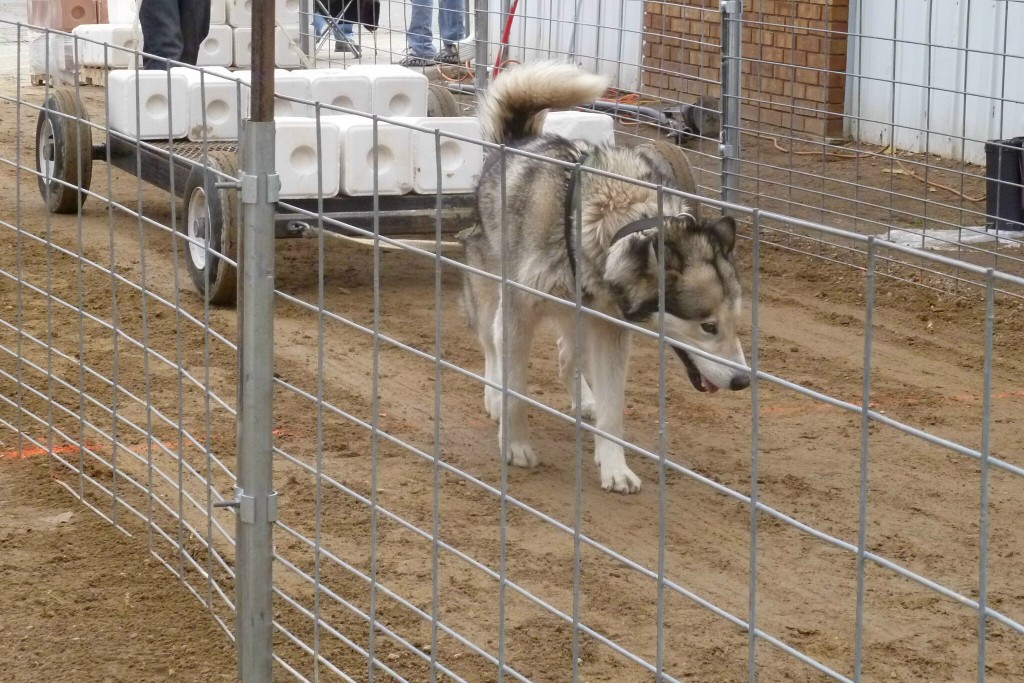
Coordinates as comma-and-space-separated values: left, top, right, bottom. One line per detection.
2, 79, 1024, 683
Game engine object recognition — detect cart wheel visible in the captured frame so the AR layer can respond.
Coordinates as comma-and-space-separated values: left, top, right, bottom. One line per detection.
427, 84, 461, 117
635, 139, 700, 218
36, 88, 93, 214
181, 151, 238, 306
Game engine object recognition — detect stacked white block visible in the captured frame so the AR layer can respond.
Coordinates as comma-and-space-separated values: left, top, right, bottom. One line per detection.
107, 69, 189, 139
405, 117, 483, 194
209, 0, 226, 25
322, 116, 413, 196
541, 111, 616, 147
275, 0, 301, 26
226, 0, 251, 28
232, 27, 251, 68
105, 0, 137, 23
299, 68, 372, 115
73, 23, 141, 68
344, 65, 428, 118
236, 69, 311, 118
275, 117, 342, 198
274, 25, 302, 69
171, 67, 242, 141
196, 24, 233, 67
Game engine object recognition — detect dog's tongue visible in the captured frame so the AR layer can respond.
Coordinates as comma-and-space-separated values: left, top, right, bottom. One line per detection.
702, 377, 720, 394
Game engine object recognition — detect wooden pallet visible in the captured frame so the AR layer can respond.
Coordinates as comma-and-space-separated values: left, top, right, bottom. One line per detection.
78, 66, 112, 87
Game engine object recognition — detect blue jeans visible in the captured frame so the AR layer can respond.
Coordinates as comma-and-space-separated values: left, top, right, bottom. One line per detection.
406, 0, 466, 57
314, 12, 353, 40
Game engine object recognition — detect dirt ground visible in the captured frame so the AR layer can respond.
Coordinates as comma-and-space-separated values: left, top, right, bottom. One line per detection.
2, 75, 1024, 683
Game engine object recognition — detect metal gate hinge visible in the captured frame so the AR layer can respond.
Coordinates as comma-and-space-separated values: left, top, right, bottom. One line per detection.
240, 173, 258, 204
239, 173, 281, 204
213, 488, 278, 524
720, 0, 740, 15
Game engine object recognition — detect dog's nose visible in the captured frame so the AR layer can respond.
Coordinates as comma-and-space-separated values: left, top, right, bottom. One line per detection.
730, 374, 751, 391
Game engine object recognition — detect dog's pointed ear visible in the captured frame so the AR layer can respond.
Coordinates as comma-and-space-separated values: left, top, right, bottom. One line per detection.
710, 216, 737, 256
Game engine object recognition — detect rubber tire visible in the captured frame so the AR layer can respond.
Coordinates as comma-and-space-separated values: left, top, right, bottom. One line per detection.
635, 139, 700, 219
427, 83, 461, 117
181, 151, 238, 306
36, 88, 93, 214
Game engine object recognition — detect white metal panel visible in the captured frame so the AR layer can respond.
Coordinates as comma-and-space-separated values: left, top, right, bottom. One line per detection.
848, 0, 1024, 165
485, 0, 643, 91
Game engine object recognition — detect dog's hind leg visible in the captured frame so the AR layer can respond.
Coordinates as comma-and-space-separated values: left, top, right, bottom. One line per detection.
474, 288, 502, 422
553, 315, 595, 420
584, 319, 641, 493
492, 290, 539, 468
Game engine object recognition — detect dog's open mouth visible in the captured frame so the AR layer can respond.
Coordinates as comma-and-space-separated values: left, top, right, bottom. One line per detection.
674, 347, 719, 394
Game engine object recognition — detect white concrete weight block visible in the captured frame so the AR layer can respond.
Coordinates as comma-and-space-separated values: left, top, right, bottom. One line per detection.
323, 116, 413, 196
107, 69, 189, 139
236, 69, 311, 119
106, 0, 138, 23
172, 67, 242, 141
541, 111, 616, 146
196, 24, 233, 66
226, 0, 251, 28
72, 23, 141, 68
275, 0, 301, 26
405, 117, 483, 194
275, 117, 341, 198
274, 25, 302, 69
344, 65, 428, 117
300, 68, 372, 115
232, 27, 251, 67
209, 0, 226, 24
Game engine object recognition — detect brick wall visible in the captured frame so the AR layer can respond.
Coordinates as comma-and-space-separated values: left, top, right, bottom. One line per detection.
642, 0, 850, 138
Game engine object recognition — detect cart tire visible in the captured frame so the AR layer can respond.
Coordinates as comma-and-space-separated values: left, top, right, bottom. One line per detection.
635, 139, 700, 218
36, 88, 93, 214
427, 84, 461, 117
181, 151, 238, 306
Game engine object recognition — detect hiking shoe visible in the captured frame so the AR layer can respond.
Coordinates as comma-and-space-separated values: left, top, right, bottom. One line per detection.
399, 53, 435, 67
436, 43, 459, 64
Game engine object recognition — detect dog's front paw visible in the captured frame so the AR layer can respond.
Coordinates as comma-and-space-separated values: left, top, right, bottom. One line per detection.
572, 397, 596, 421
484, 386, 501, 422
506, 442, 538, 468
600, 463, 642, 494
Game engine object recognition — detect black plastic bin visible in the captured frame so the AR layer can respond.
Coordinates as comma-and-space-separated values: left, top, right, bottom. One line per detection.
985, 136, 1024, 231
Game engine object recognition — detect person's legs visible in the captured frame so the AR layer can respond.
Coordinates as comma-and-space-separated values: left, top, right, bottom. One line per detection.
405, 0, 435, 57
178, 0, 212, 66
435, 0, 465, 63
438, 0, 466, 44
139, 0, 184, 69
313, 12, 327, 36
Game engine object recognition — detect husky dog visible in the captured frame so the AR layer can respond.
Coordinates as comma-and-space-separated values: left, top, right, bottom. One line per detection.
461, 62, 749, 494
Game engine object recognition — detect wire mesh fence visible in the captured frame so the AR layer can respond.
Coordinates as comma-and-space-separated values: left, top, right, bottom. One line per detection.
2, 1, 1024, 681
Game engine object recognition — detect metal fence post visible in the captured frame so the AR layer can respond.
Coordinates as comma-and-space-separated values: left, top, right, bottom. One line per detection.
474, 0, 490, 93
720, 0, 743, 209
234, 0, 279, 679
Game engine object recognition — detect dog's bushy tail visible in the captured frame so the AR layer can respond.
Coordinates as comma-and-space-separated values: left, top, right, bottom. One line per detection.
478, 62, 609, 145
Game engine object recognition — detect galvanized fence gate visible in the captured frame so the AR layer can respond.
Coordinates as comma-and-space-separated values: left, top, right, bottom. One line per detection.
2, 1, 1023, 681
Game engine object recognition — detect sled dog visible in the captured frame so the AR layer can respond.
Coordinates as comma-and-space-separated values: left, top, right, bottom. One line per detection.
461, 62, 749, 493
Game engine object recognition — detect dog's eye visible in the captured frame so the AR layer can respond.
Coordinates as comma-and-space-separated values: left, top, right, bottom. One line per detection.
701, 322, 718, 335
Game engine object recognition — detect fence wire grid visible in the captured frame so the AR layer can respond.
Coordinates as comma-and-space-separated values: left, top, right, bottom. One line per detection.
2, 1, 1024, 682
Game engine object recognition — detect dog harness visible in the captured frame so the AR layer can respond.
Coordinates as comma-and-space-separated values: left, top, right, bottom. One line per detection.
563, 150, 671, 286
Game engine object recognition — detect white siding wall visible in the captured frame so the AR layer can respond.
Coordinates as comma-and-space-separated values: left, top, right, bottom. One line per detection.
846, 0, 1024, 165
483, 0, 644, 91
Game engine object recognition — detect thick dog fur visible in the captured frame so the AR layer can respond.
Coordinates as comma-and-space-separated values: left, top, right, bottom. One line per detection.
462, 62, 749, 493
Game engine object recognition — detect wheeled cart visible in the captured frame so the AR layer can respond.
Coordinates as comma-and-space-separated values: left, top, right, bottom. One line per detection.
34, 84, 476, 305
